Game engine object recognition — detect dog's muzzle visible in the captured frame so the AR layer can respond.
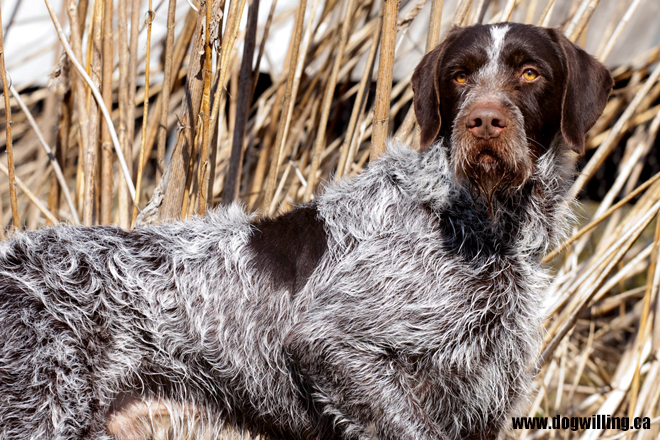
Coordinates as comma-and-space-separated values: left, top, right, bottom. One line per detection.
450, 97, 532, 198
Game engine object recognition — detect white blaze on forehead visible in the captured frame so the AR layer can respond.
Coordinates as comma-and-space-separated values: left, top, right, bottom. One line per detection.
488, 25, 510, 61
480, 25, 510, 80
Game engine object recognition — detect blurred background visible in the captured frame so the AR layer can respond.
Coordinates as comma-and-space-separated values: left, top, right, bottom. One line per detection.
1, 0, 660, 439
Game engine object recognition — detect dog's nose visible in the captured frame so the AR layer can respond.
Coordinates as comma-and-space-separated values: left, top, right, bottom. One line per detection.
466, 106, 508, 139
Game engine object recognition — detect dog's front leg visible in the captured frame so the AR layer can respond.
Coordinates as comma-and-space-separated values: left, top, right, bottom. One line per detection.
285, 322, 448, 440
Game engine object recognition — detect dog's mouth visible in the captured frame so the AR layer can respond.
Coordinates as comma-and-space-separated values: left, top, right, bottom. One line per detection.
470, 142, 508, 173
451, 135, 533, 203
475, 146, 499, 164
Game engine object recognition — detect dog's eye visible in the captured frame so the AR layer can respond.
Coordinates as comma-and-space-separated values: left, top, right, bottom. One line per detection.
454, 73, 468, 83
522, 69, 539, 81
454, 72, 468, 84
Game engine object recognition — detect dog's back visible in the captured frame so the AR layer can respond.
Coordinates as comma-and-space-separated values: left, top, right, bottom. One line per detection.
0, 206, 315, 439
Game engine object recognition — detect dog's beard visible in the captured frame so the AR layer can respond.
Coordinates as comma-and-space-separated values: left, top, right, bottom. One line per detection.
450, 125, 533, 208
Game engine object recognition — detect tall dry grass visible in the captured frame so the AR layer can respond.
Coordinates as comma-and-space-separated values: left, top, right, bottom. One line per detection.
1, 0, 660, 438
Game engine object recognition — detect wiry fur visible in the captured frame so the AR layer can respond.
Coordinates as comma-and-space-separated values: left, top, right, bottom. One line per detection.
290, 140, 576, 440
1, 22, 610, 440
1, 139, 572, 440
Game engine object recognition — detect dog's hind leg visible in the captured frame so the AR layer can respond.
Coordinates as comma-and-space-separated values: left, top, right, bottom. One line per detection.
0, 295, 109, 440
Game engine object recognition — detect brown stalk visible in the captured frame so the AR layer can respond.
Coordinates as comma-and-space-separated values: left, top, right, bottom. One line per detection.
205, 0, 248, 206
29, 44, 62, 229
278, 0, 322, 156
75, 135, 84, 212
66, 0, 92, 224
222, 0, 261, 205
628, 213, 660, 435
536, 0, 556, 26
155, 0, 178, 181
100, 0, 113, 224
268, 161, 292, 214
85, 3, 96, 80
570, 117, 659, 260
471, 0, 487, 24
127, 0, 141, 155
48, 92, 72, 226
131, 0, 154, 228
206, 12, 229, 206
228, 62, 238, 137
564, 0, 601, 42
117, 0, 131, 228
598, 0, 643, 63
140, 10, 197, 172
159, 8, 209, 220
499, 0, 516, 22
194, 0, 214, 214
347, 111, 373, 176
304, 0, 356, 202
253, 1, 321, 209
181, 117, 203, 219
201, 50, 236, 207
248, 66, 289, 208
196, 0, 219, 215
77, 0, 89, 32
588, 178, 660, 280
261, 0, 309, 211
0, 183, 4, 234
0, 10, 19, 229
250, 0, 278, 101
397, 0, 429, 30
370, 0, 399, 161
546, 192, 651, 321
523, 0, 538, 24
84, 0, 103, 226
337, 14, 381, 177
208, 117, 221, 206
451, 0, 471, 26
393, 0, 444, 142
207, 0, 233, 139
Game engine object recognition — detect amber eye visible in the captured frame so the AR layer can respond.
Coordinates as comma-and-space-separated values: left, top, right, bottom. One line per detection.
454, 72, 468, 84
522, 69, 539, 81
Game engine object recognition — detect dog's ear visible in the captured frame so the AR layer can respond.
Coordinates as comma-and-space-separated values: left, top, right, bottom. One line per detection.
413, 28, 462, 152
412, 43, 445, 152
548, 28, 613, 155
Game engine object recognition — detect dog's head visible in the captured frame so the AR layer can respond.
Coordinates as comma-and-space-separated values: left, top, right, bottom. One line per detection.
411, 23, 612, 198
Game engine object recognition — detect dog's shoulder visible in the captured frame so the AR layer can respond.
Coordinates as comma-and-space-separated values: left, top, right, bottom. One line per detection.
244, 141, 454, 293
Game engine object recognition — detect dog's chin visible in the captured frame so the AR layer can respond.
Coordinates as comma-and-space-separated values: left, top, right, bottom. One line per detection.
475, 147, 499, 169
452, 140, 533, 204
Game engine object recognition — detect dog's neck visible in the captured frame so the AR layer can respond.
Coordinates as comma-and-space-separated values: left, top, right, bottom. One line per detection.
401, 139, 575, 262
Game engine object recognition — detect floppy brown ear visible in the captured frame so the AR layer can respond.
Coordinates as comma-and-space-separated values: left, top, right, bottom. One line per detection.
412, 45, 444, 152
548, 28, 613, 155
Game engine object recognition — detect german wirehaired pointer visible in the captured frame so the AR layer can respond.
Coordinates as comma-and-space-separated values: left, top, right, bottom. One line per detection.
0, 23, 612, 440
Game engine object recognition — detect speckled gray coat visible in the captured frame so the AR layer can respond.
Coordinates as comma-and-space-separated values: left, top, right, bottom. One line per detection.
0, 138, 573, 440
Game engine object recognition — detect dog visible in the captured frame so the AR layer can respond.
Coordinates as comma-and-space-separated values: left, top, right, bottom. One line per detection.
0, 23, 612, 440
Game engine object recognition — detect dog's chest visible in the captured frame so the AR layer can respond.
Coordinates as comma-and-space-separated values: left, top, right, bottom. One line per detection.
359, 204, 544, 428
